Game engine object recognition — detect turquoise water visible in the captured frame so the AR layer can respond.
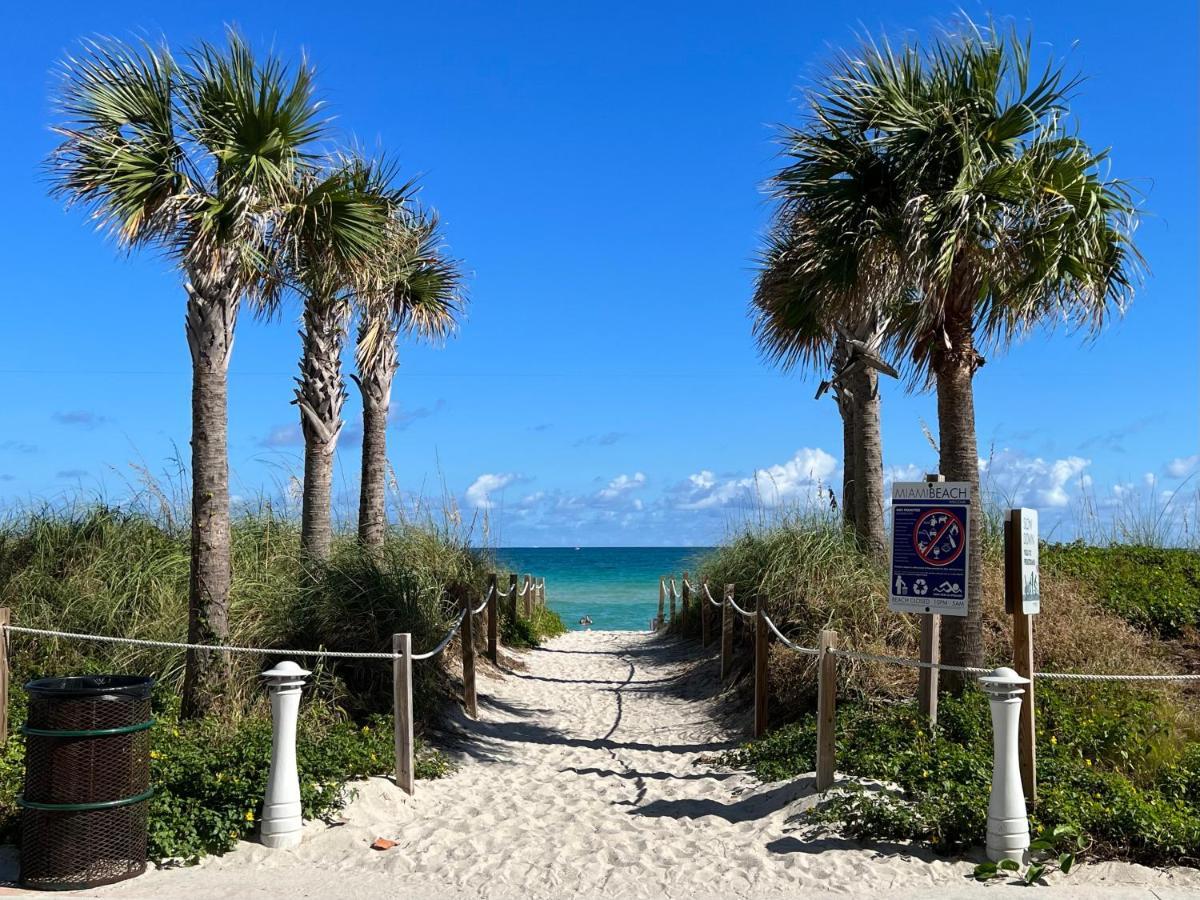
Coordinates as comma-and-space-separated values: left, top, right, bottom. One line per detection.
494, 547, 713, 631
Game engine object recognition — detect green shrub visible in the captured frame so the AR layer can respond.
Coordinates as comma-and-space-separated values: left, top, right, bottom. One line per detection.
0, 699, 451, 864
723, 686, 1200, 865
1043, 543, 1200, 636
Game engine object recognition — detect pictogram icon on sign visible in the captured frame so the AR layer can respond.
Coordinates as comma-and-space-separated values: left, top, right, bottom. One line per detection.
912, 509, 964, 567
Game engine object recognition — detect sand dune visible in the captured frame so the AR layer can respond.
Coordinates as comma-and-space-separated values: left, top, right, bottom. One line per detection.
94, 631, 1200, 899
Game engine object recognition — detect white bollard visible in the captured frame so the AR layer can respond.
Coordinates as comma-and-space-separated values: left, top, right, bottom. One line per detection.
980, 666, 1031, 863
260, 660, 311, 849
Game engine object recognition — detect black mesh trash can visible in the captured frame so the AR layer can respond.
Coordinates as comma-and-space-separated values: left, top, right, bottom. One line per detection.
18, 675, 154, 890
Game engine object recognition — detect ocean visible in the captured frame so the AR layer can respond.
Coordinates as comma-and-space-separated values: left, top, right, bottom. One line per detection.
493, 547, 714, 631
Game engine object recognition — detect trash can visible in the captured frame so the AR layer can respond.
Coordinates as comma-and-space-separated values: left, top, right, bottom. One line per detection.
18, 675, 154, 890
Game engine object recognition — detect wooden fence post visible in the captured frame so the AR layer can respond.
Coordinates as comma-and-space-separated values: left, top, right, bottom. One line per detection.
1006, 509, 1037, 804
523, 574, 533, 618
681, 572, 691, 616
816, 629, 839, 790
0, 608, 9, 746
460, 591, 478, 719
754, 603, 768, 738
393, 633, 414, 794
668, 577, 677, 626
486, 573, 499, 664
658, 577, 666, 630
539, 578, 546, 608
700, 577, 711, 647
507, 573, 518, 624
720, 585, 734, 679
918, 614, 940, 725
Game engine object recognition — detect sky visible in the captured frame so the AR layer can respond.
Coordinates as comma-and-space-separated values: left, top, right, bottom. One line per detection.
0, 0, 1196, 547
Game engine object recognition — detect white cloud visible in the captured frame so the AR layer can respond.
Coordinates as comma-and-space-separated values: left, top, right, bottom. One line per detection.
1165, 454, 1199, 478
596, 472, 646, 501
673, 448, 838, 510
983, 450, 1091, 508
465, 473, 519, 509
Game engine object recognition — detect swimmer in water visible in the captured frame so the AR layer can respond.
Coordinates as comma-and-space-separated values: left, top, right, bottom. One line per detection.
579, 615, 593, 630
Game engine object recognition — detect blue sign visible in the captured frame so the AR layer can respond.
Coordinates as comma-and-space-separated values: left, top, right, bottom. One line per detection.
889, 481, 971, 616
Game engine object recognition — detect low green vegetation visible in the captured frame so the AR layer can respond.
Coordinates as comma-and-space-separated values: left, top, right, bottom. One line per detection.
0, 503, 560, 863
1043, 543, 1200, 637
724, 686, 1200, 865
697, 514, 1200, 866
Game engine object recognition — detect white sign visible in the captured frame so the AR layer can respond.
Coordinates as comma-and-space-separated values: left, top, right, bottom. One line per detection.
1011, 508, 1040, 614
888, 480, 972, 616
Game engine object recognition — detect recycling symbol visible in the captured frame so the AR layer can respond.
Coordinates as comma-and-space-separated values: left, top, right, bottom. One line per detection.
913, 578, 928, 596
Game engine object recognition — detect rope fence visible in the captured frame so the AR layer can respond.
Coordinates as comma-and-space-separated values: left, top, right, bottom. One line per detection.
654, 572, 1200, 795
0, 570, 549, 798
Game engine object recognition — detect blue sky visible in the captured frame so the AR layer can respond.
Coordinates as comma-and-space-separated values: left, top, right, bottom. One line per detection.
0, 1, 1196, 546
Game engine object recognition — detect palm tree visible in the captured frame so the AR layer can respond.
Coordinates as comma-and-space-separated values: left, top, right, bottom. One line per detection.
276, 157, 410, 565
753, 100, 906, 562
48, 33, 327, 716
353, 212, 465, 551
826, 23, 1142, 675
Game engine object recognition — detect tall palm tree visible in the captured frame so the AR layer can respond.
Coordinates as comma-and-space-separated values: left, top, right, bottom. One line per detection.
48, 33, 327, 715
276, 157, 410, 564
825, 23, 1142, 675
353, 212, 465, 551
754, 101, 906, 562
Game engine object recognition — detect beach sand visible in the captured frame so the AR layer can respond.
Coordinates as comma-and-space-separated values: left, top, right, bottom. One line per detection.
87, 631, 1199, 898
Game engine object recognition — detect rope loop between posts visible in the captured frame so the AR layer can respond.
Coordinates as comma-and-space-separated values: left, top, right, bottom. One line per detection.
410, 609, 469, 661
762, 615, 820, 655
829, 646, 989, 675
702, 583, 724, 608
727, 596, 757, 620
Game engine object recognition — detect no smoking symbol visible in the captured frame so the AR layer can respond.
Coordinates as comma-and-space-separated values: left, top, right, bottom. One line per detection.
912, 509, 964, 567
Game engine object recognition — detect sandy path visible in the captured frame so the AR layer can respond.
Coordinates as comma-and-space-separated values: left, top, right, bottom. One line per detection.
93, 631, 1198, 899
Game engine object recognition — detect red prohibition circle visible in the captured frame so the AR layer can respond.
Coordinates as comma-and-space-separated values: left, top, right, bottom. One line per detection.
911, 508, 965, 567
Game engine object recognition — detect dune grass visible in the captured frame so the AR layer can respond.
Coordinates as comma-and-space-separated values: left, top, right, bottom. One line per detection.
688, 511, 1200, 865
0, 501, 565, 863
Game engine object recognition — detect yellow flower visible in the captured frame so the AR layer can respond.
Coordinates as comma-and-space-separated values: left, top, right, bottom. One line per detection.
244, 810, 255, 822
1085, 759, 1093, 767
149, 750, 161, 760
1050, 735, 1057, 746
361, 725, 371, 735
369, 752, 377, 762
215, 772, 224, 782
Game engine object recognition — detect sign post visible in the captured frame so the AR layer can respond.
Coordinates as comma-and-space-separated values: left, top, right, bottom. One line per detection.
1005, 508, 1040, 803
890, 477, 972, 725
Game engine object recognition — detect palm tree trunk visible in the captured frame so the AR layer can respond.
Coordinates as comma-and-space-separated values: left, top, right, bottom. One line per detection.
933, 312, 985, 690
181, 279, 237, 719
296, 299, 347, 565
837, 395, 856, 530
847, 364, 887, 562
354, 326, 398, 552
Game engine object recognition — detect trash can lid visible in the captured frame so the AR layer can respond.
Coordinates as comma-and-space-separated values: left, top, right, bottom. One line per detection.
24, 675, 154, 700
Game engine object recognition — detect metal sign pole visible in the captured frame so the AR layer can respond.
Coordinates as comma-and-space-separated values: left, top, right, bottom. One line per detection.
1005, 508, 1039, 804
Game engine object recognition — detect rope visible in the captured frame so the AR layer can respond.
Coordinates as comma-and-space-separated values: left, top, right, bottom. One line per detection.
1033, 670, 1200, 683
470, 597, 489, 616
703, 583, 724, 608
728, 597, 757, 620
762, 615, 819, 655
3, 625, 398, 660
4, 606, 482, 664
830, 647, 989, 675
409, 610, 468, 661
